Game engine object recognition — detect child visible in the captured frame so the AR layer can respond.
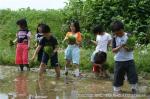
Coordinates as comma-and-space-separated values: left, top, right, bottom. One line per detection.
35, 23, 44, 62
31, 24, 60, 78
63, 20, 82, 77
15, 19, 31, 71
111, 21, 138, 94
91, 24, 112, 78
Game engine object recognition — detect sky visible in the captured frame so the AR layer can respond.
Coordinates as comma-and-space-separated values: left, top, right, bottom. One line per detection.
0, 0, 68, 10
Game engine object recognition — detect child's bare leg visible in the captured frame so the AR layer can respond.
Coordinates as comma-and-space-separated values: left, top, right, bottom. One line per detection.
101, 68, 106, 77
73, 64, 80, 77
99, 69, 103, 77
66, 60, 71, 68
39, 63, 46, 77
55, 66, 60, 78
98, 64, 103, 77
19, 64, 24, 71
65, 60, 71, 76
101, 68, 109, 78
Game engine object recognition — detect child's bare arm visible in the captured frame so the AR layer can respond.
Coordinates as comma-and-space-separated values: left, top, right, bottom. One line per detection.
107, 40, 112, 51
28, 37, 31, 49
108, 40, 112, 47
91, 40, 97, 45
31, 45, 42, 60
63, 38, 67, 42
13, 33, 18, 44
13, 38, 17, 44
112, 44, 125, 53
63, 33, 68, 43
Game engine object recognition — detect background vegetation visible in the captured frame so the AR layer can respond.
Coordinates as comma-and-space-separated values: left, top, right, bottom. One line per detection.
0, 0, 150, 73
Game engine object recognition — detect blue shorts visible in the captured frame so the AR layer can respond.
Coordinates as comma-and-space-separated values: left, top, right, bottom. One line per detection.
41, 52, 59, 67
65, 45, 80, 64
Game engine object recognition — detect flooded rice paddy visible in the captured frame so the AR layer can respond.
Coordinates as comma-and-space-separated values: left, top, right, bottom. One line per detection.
0, 66, 150, 99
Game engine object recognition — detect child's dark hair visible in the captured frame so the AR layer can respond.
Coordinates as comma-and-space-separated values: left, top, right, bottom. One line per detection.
69, 20, 80, 33
92, 24, 104, 34
94, 51, 107, 64
16, 19, 28, 29
41, 24, 51, 33
111, 20, 124, 32
36, 23, 44, 33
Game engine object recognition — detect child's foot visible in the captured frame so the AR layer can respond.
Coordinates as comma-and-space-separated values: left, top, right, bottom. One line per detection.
113, 90, 122, 95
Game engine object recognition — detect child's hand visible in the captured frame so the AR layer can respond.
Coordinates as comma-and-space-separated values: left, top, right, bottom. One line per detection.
51, 50, 57, 57
121, 44, 126, 47
124, 46, 134, 51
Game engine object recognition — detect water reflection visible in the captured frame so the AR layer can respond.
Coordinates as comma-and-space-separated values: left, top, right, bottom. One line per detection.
33, 76, 61, 99
14, 72, 28, 99
0, 94, 8, 99
0, 66, 149, 99
35, 76, 48, 98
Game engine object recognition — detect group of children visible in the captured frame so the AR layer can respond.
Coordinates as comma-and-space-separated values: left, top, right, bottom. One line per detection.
14, 18, 138, 94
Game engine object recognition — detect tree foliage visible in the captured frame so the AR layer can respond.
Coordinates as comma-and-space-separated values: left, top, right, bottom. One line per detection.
63, 0, 150, 45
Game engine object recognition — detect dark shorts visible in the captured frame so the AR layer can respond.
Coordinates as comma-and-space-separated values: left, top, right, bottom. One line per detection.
113, 60, 138, 87
41, 52, 59, 67
37, 49, 43, 62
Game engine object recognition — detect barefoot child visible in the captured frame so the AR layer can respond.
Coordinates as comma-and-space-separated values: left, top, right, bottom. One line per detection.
63, 20, 82, 77
91, 24, 112, 78
31, 24, 60, 77
111, 21, 138, 94
35, 23, 44, 62
15, 19, 31, 71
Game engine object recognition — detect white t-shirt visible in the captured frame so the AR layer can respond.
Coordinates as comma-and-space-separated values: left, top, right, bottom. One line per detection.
114, 33, 134, 61
95, 32, 112, 52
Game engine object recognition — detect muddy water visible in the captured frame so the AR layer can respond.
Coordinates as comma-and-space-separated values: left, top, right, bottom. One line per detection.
0, 66, 149, 99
